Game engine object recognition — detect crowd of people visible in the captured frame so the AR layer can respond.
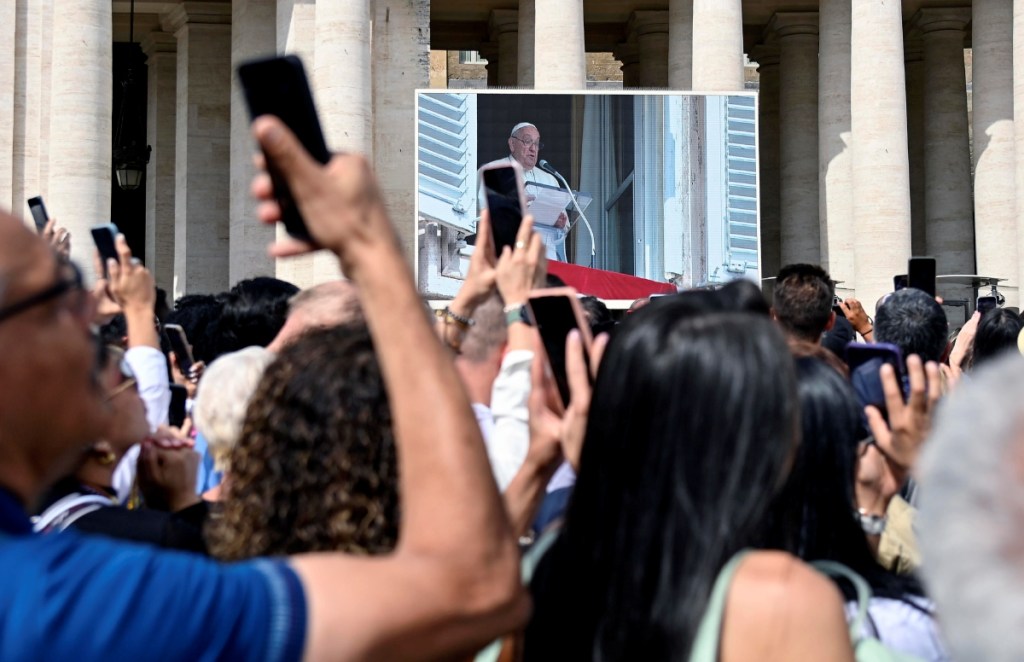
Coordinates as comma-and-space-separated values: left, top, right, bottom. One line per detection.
2, 111, 1023, 660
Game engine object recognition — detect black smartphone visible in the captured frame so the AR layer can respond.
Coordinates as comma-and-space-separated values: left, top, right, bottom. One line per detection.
977, 296, 998, 315
479, 162, 528, 255
163, 324, 195, 378
908, 257, 937, 298
90, 224, 119, 278
528, 288, 593, 408
237, 55, 330, 244
893, 274, 908, 291
168, 384, 188, 428
846, 341, 907, 421
27, 196, 49, 233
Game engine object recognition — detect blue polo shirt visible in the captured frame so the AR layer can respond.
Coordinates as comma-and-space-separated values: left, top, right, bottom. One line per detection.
0, 489, 306, 661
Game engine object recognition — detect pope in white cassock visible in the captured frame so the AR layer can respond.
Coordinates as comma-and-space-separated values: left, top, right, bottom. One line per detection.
483, 122, 569, 261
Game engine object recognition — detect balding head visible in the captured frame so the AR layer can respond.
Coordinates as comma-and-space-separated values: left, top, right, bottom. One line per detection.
268, 280, 363, 352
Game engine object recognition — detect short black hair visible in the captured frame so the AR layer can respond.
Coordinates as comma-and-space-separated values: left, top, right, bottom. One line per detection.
874, 288, 948, 363
972, 308, 1023, 369
208, 277, 300, 359
166, 294, 222, 364
578, 296, 614, 336
772, 264, 834, 343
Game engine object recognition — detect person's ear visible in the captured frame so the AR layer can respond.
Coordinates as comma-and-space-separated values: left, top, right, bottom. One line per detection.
508, 137, 516, 153
825, 310, 836, 332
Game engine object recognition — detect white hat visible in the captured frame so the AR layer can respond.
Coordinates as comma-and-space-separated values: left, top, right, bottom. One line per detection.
510, 122, 537, 137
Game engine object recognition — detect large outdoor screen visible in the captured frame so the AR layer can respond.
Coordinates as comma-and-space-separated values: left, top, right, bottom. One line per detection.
415, 91, 760, 300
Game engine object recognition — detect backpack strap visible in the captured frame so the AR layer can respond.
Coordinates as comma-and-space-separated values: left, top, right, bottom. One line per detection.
811, 560, 873, 643
688, 551, 751, 662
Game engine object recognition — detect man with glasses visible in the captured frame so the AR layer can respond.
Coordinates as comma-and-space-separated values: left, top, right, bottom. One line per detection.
0, 109, 525, 659
486, 122, 569, 261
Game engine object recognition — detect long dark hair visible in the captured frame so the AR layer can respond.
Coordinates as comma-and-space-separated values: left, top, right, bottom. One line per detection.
767, 357, 923, 601
525, 302, 798, 660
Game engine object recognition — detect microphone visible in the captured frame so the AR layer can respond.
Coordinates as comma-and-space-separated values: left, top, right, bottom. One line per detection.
538, 159, 560, 178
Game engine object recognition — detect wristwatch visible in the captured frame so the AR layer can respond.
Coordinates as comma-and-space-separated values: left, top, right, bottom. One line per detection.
855, 509, 887, 535
503, 302, 533, 327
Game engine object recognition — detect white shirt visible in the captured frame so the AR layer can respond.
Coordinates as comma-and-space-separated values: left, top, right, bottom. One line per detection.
846, 596, 949, 661
482, 349, 533, 492
112, 345, 171, 502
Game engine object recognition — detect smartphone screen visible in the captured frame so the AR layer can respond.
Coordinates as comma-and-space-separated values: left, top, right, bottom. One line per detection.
90, 224, 119, 278
977, 296, 998, 315
528, 288, 593, 408
168, 384, 188, 428
893, 274, 908, 291
908, 257, 937, 298
846, 342, 906, 420
479, 164, 526, 255
27, 196, 49, 233
237, 55, 330, 244
163, 324, 195, 376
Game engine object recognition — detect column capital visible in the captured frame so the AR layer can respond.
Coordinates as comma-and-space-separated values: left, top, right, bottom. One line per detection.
162, 1, 232, 34
478, 43, 498, 62
766, 11, 819, 40
750, 44, 780, 69
628, 10, 670, 38
613, 41, 639, 66
140, 31, 177, 57
489, 9, 518, 38
910, 7, 971, 36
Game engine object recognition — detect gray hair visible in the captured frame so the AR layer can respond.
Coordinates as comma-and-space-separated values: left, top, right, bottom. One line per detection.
192, 346, 275, 472
917, 354, 1024, 662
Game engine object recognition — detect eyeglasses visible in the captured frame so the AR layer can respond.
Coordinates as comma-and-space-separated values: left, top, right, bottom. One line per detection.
512, 136, 544, 150
0, 260, 87, 325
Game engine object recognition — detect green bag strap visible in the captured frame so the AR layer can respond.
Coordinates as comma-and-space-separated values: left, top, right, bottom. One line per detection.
688, 550, 752, 662
521, 527, 561, 584
811, 560, 873, 643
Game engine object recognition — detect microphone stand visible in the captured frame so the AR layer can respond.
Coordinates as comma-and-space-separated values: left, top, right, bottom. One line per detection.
542, 164, 596, 268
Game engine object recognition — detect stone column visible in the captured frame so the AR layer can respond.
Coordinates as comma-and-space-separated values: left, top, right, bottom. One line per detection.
490, 10, 518, 87
691, 0, 743, 91
303, 0, 372, 284
534, 0, 585, 89
229, 0, 275, 285
37, 0, 54, 201
851, 0, 912, 307
915, 9, 974, 280
48, 0, 112, 280
0, 1, 15, 212
752, 45, 781, 282
12, 0, 43, 219
614, 42, 640, 88
818, 0, 853, 285
630, 11, 669, 88
166, 3, 231, 298
274, 0, 317, 287
373, 0, 430, 266
481, 45, 500, 88
973, 0, 1018, 305
1015, 0, 1024, 295
771, 12, 819, 266
668, 0, 692, 90
905, 38, 926, 257
518, 0, 535, 87
141, 32, 177, 294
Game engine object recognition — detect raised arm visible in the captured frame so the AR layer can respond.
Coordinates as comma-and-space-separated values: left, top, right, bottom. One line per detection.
249, 116, 527, 660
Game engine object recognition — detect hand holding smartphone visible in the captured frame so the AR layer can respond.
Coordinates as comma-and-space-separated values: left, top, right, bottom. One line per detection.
237, 55, 331, 244
163, 324, 196, 379
479, 161, 528, 255
90, 223, 120, 278
527, 287, 593, 408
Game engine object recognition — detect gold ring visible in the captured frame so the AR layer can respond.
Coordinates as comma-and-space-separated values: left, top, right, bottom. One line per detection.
515, 241, 526, 249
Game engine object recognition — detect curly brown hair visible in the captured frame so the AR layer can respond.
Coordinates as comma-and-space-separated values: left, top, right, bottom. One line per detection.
205, 324, 399, 560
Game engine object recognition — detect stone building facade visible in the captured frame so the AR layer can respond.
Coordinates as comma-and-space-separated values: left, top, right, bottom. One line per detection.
0, 0, 1019, 310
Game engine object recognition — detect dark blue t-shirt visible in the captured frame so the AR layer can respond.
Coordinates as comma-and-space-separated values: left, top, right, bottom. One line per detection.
0, 489, 306, 661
